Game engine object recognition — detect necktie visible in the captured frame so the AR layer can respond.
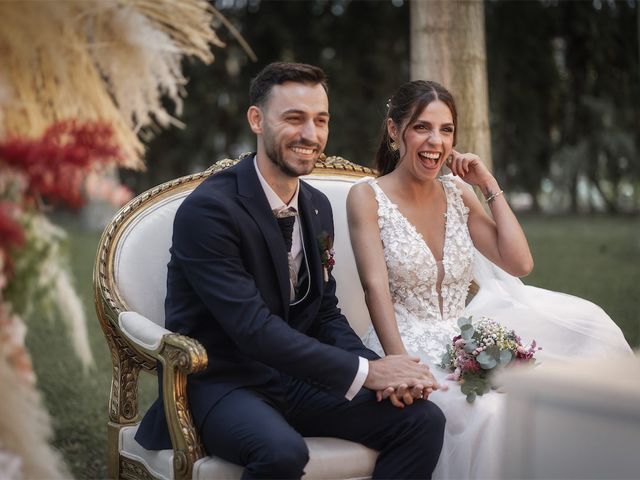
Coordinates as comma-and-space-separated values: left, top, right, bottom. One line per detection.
274, 208, 297, 301
276, 214, 295, 252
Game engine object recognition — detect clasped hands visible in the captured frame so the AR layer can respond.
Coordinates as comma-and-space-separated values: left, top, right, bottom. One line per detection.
364, 355, 446, 408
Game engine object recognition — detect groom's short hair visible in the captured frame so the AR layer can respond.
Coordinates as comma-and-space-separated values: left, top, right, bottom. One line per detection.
249, 62, 328, 107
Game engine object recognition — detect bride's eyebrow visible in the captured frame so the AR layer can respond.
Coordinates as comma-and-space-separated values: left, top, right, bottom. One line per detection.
413, 120, 455, 129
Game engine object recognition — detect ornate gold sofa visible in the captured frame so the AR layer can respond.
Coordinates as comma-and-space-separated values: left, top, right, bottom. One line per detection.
93, 156, 384, 480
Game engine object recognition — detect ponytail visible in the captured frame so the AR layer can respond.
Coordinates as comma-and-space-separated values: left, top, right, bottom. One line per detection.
374, 125, 400, 176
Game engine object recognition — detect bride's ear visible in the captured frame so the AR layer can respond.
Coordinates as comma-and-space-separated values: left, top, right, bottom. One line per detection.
386, 118, 398, 143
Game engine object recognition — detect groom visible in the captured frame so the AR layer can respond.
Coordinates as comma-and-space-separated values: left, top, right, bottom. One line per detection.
135, 62, 445, 479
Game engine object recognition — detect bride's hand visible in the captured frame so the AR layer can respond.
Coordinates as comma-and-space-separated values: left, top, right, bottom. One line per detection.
446, 149, 493, 187
377, 384, 421, 408
377, 379, 447, 408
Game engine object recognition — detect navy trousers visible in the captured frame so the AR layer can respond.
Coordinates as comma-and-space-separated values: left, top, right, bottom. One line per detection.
198, 376, 446, 479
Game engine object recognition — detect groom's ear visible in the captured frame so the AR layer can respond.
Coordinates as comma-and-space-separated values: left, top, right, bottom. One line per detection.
247, 105, 263, 134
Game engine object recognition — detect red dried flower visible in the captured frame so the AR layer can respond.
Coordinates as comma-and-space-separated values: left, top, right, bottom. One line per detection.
0, 203, 25, 250
0, 202, 26, 278
0, 120, 124, 209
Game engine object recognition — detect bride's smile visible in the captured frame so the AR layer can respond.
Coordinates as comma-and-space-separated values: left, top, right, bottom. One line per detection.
418, 151, 442, 170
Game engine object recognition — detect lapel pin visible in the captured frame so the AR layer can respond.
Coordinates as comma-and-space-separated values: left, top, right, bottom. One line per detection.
314, 209, 318, 215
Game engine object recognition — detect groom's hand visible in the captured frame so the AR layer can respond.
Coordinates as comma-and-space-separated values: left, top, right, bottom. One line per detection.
365, 355, 437, 407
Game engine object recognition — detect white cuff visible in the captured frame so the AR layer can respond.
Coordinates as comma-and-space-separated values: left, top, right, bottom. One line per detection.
345, 356, 369, 400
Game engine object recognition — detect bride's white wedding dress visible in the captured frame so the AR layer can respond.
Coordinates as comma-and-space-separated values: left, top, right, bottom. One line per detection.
359, 176, 633, 480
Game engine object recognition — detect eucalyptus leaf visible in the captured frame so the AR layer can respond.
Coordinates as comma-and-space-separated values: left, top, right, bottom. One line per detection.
460, 381, 473, 395
499, 350, 513, 366
486, 345, 501, 359
461, 324, 475, 341
458, 316, 472, 328
463, 341, 477, 354
466, 391, 477, 403
462, 375, 483, 390
441, 352, 451, 367
477, 351, 497, 369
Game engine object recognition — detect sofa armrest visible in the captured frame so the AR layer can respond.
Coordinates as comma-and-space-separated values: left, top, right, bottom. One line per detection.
118, 311, 208, 480
119, 311, 171, 350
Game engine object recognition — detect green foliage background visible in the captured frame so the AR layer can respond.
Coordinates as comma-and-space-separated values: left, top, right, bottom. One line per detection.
122, 0, 639, 214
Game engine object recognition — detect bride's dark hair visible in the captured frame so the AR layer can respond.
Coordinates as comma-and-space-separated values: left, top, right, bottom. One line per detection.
375, 80, 458, 176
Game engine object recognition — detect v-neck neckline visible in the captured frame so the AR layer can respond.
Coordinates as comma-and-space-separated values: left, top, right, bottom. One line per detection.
373, 178, 450, 267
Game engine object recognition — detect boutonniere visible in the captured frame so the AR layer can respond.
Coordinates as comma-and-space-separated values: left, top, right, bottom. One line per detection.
317, 231, 335, 282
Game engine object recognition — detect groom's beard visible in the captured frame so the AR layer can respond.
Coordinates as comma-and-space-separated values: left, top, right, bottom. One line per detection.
263, 129, 321, 178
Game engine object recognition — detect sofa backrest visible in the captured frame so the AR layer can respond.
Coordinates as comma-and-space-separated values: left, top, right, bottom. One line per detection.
108, 159, 374, 336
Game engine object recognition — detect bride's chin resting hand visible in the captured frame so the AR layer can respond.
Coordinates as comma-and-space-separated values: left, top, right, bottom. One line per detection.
447, 150, 493, 186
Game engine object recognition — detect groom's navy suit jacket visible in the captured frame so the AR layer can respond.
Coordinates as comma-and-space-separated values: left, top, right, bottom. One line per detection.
136, 156, 377, 450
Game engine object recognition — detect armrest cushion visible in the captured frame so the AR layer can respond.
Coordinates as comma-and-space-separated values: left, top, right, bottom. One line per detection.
119, 311, 171, 351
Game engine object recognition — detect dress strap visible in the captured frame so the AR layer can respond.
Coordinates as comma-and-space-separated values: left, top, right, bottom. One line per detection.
440, 174, 470, 221
357, 177, 393, 207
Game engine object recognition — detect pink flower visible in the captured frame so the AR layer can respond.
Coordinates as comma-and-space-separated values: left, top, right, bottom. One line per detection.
460, 357, 481, 373
85, 172, 133, 206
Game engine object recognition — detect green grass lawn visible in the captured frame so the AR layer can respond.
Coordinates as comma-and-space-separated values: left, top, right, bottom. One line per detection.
25, 228, 157, 479
24, 215, 639, 479
521, 215, 639, 348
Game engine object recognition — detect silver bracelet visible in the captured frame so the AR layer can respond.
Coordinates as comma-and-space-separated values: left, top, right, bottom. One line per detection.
485, 190, 504, 204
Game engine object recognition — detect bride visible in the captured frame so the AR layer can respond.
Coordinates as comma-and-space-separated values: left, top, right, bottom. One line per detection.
346, 80, 633, 479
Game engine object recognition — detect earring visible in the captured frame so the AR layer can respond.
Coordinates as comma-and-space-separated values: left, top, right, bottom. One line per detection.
390, 141, 399, 152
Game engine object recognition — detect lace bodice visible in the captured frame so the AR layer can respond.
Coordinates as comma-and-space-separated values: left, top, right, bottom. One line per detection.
362, 176, 475, 363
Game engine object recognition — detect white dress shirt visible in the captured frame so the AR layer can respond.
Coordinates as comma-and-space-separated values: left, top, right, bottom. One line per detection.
254, 158, 368, 400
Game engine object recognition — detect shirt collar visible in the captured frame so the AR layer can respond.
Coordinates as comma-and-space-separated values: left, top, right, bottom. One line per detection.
254, 156, 300, 213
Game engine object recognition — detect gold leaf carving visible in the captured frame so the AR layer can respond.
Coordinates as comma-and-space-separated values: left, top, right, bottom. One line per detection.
120, 457, 155, 480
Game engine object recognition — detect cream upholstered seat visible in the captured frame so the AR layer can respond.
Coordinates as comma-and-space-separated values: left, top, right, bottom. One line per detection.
94, 156, 380, 480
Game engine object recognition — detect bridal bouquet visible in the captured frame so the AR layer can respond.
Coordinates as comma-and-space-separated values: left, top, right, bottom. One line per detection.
440, 316, 540, 403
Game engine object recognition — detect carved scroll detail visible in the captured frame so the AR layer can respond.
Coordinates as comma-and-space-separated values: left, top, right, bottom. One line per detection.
120, 457, 155, 480
161, 334, 208, 480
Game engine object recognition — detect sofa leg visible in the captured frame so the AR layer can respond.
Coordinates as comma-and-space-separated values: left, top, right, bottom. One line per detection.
107, 422, 122, 479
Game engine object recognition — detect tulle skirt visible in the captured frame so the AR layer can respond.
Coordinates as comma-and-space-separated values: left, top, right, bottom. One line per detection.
362, 251, 633, 480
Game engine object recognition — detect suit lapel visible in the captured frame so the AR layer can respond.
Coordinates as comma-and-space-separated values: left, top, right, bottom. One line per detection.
298, 182, 323, 299
235, 156, 291, 317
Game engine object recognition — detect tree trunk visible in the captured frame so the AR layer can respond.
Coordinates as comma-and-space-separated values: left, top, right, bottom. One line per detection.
589, 173, 619, 214
569, 172, 579, 213
637, 2, 640, 213
410, 0, 493, 170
